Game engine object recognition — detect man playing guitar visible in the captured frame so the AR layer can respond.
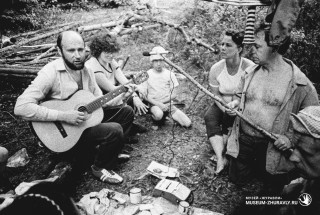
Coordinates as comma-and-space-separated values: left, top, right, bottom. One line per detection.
14, 31, 135, 184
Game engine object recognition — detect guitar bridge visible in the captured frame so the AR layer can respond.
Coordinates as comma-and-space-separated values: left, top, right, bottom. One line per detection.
54, 122, 68, 138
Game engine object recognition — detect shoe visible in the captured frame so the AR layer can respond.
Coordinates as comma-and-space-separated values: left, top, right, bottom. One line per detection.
130, 123, 148, 135
118, 154, 130, 162
128, 136, 139, 144
91, 165, 123, 184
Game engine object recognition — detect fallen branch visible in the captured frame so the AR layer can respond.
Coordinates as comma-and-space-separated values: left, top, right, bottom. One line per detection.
109, 13, 135, 37
177, 27, 191, 44
10, 46, 52, 58
78, 20, 123, 32
0, 22, 83, 56
10, 22, 77, 40
21, 43, 56, 49
0, 53, 56, 64
161, 55, 278, 141
119, 24, 162, 35
0, 73, 35, 79
192, 38, 219, 53
134, 15, 218, 52
31, 45, 57, 63
0, 67, 39, 75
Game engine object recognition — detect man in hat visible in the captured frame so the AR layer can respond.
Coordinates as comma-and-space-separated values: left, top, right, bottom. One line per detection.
232, 106, 320, 215
137, 46, 191, 127
225, 23, 319, 191
268, 106, 320, 215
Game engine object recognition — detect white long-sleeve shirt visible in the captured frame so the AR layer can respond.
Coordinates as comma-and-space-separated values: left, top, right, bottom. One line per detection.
14, 58, 102, 121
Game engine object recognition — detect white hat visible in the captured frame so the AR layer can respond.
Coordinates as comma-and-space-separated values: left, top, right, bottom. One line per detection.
150, 46, 166, 62
291, 106, 320, 138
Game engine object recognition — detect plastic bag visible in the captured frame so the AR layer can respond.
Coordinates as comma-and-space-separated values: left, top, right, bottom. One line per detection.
6, 148, 30, 168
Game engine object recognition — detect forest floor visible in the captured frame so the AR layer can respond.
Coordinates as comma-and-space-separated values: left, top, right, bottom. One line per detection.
0, 1, 263, 214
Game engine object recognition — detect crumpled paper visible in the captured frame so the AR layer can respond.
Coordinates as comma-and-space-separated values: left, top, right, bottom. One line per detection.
7, 148, 30, 168
77, 189, 111, 215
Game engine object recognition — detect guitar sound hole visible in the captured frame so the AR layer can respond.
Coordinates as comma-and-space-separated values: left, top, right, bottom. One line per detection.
78, 106, 87, 113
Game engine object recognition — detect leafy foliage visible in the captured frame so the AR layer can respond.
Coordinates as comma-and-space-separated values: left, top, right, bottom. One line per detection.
286, 0, 320, 85
95, 0, 132, 7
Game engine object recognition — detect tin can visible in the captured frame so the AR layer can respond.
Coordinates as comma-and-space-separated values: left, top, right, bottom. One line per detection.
129, 187, 142, 204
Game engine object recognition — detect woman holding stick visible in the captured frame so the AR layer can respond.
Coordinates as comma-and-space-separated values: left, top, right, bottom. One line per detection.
204, 30, 254, 175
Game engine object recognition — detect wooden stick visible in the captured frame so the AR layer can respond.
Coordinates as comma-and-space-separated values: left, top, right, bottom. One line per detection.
0, 73, 35, 79
0, 53, 56, 64
192, 38, 218, 53
177, 27, 191, 44
0, 22, 82, 55
21, 43, 56, 48
31, 45, 57, 63
10, 22, 77, 40
0, 64, 41, 69
135, 16, 218, 53
119, 24, 162, 35
109, 14, 135, 37
0, 67, 39, 75
11, 46, 52, 57
161, 56, 278, 140
78, 20, 122, 32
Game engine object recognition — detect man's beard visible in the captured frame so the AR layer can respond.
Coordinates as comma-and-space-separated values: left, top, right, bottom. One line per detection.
62, 53, 85, 70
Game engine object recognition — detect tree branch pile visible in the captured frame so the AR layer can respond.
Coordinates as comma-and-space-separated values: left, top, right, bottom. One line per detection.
0, 3, 219, 78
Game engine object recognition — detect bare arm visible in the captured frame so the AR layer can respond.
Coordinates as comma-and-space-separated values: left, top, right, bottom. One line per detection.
208, 63, 226, 111
94, 72, 118, 92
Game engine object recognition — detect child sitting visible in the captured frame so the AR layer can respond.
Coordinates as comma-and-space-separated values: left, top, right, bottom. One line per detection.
138, 46, 191, 127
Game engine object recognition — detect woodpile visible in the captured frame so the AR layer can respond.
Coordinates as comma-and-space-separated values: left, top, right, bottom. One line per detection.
0, 3, 218, 78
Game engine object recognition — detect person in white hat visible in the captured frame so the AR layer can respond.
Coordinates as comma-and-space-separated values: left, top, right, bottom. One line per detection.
290, 106, 320, 179
138, 46, 191, 127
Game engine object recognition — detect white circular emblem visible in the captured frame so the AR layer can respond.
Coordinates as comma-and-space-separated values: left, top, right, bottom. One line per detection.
298, 193, 312, 206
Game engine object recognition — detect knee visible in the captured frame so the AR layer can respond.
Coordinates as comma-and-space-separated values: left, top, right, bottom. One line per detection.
108, 123, 124, 136
151, 108, 164, 121
0, 147, 8, 163
122, 106, 134, 120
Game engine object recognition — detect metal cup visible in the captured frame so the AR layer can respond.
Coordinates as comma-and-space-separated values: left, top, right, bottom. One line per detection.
178, 201, 192, 215
129, 187, 142, 204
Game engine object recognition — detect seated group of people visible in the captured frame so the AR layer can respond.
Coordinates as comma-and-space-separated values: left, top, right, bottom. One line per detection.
1, 22, 320, 214
9, 31, 191, 186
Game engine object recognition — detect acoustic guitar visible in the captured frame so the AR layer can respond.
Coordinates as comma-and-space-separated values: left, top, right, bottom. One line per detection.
31, 72, 148, 153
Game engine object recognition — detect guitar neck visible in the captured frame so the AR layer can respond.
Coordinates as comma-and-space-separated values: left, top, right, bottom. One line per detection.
85, 85, 128, 113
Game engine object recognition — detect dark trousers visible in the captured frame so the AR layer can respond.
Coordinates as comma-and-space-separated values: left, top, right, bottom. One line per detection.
229, 132, 289, 194
204, 103, 235, 138
68, 105, 134, 170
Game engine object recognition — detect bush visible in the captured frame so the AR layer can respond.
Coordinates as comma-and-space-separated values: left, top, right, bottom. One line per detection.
286, 0, 320, 86
95, 0, 132, 7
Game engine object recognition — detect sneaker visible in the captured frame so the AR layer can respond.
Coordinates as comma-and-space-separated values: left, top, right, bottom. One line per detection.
118, 154, 130, 162
91, 165, 123, 184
